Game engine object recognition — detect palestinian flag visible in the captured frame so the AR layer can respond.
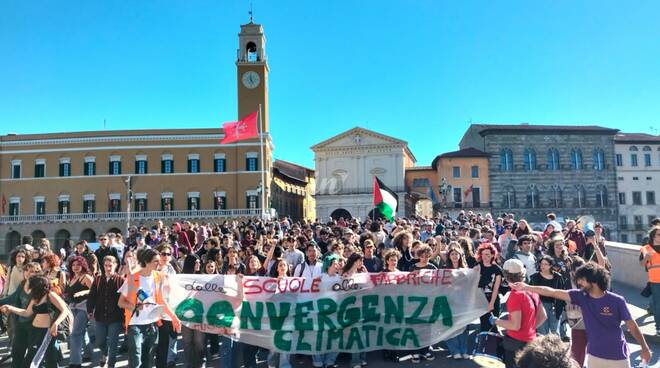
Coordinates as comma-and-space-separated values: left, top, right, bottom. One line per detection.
373, 176, 398, 221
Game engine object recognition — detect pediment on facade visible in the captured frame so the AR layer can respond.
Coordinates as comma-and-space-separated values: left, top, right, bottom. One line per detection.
311, 127, 407, 151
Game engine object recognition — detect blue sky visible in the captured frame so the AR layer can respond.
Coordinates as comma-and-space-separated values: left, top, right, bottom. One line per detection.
2, 1, 660, 168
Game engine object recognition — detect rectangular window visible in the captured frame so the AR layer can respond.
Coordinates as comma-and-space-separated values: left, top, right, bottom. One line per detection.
647, 191, 656, 205
631, 154, 638, 167
411, 178, 430, 187
620, 234, 628, 243
135, 160, 148, 174
214, 195, 227, 210
452, 166, 460, 178
35, 201, 45, 215
34, 163, 45, 178
619, 216, 628, 230
188, 197, 200, 210
58, 201, 70, 215
634, 216, 643, 229
452, 187, 462, 204
615, 153, 623, 167
214, 158, 226, 173
633, 177, 639, 181
649, 215, 657, 226
109, 161, 121, 175
188, 159, 200, 173
471, 166, 479, 178
246, 157, 258, 171
618, 192, 626, 205
472, 187, 481, 207
135, 198, 148, 212
161, 160, 173, 174
636, 233, 644, 244
83, 200, 95, 214
84, 162, 96, 176
12, 163, 21, 179
161, 197, 173, 211
632, 191, 642, 205
247, 195, 258, 209
59, 163, 71, 177
109, 199, 121, 213
644, 153, 652, 167
9, 202, 19, 216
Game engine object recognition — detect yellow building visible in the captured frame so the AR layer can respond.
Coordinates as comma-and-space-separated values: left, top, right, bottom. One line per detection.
406, 148, 490, 216
0, 21, 274, 253
271, 160, 316, 222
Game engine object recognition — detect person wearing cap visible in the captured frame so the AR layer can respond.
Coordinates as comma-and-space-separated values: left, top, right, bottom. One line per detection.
511, 262, 652, 368
491, 259, 546, 368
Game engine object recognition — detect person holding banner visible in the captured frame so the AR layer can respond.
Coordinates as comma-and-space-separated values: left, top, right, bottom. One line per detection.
476, 243, 502, 331
342, 253, 371, 368
267, 258, 292, 368
443, 245, 471, 360
2, 275, 71, 368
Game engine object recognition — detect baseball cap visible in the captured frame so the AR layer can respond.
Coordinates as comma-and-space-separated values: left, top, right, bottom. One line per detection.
503, 259, 525, 275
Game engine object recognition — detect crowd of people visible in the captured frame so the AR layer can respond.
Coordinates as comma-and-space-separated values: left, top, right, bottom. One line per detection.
0, 211, 657, 368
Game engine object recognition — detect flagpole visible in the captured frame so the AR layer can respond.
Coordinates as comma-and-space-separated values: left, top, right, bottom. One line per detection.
258, 104, 266, 220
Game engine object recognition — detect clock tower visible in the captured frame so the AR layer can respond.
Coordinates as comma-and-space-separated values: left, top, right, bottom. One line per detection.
236, 21, 269, 132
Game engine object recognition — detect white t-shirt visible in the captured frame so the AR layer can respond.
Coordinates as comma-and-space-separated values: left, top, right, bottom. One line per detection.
118, 274, 161, 325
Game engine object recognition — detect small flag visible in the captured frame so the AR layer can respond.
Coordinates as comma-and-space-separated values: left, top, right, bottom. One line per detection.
373, 176, 398, 221
1, 194, 6, 215
427, 185, 437, 204
220, 111, 259, 144
464, 184, 474, 199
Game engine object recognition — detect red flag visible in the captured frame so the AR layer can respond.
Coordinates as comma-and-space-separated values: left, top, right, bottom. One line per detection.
220, 111, 259, 144
464, 184, 474, 198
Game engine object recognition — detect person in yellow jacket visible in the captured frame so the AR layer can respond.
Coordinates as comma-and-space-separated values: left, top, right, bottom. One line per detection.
640, 225, 660, 336
118, 248, 181, 368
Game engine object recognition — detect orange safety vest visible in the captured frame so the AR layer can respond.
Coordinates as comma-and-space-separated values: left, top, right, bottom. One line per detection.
123, 271, 176, 331
642, 245, 660, 283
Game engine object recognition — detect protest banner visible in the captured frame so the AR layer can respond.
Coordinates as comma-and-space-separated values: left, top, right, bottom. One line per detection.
168, 268, 488, 353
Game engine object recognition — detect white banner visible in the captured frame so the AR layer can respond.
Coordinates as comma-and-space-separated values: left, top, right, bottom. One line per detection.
168, 268, 488, 353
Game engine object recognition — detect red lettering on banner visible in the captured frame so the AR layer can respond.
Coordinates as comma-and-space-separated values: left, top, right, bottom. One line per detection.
441, 269, 453, 285
241, 277, 321, 295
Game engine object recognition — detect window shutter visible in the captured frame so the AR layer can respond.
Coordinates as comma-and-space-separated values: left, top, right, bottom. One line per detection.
135, 161, 139, 174
246, 157, 250, 171
118, 162, 122, 174
187, 159, 192, 173
59, 164, 64, 176
161, 161, 165, 173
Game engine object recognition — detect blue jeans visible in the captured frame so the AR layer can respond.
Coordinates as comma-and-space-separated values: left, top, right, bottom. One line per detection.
127, 324, 158, 368
351, 351, 367, 365
95, 321, 122, 368
651, 282, 660, 330
445, 327, 469, 355
267, 350, 291, 368
312, 352, 338, 367
217, 335, 234, 368
181, 326, 206, 368
69, 308, 91, 364
536, 301, 558, 335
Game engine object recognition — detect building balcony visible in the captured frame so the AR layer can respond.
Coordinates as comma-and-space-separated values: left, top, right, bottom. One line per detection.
0, 208, 274, 225
618, 223, 650, 231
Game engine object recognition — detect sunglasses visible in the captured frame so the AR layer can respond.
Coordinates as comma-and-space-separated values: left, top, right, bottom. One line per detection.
99, 238, 108, 241
160, 253, 172, 256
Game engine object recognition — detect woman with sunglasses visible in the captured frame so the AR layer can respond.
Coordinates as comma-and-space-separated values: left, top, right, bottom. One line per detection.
155, 244, 179, 368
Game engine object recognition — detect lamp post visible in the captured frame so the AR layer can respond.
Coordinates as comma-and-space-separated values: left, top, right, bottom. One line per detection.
125, 176, 132, 238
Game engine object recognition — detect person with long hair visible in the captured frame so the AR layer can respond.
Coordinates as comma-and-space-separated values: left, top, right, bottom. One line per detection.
267, 258, 292, 368
41, 254, 66, 296
4, 249, 30, 298
443, 246, 470, 359
476, 243, 502, 331
457, 237, 477, 267
2, 275, 71, 368
87, 256, 124, 368
65, 256, 94, 367
155, 244, 178, 368
514, 220, 531, 239
0, 262, 42, 368
529, 255, 564, 335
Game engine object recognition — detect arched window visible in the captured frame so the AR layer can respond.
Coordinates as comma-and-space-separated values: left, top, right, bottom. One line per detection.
629, 146, 638, 151
523, 148, 537, 171
500, 149, 513, 171
592, 148, 605, 171
596, 185, 608, 207
503, 186, 516, 209
574, 185, 586, 208
550, 185, 563, 208
642, 146, 652, 151
526, 185, 540, 208
571, 149, 583, 170
547, 148, 560, 170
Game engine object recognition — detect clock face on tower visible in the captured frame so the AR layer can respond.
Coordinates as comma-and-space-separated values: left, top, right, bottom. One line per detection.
242, 71, 261, 89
